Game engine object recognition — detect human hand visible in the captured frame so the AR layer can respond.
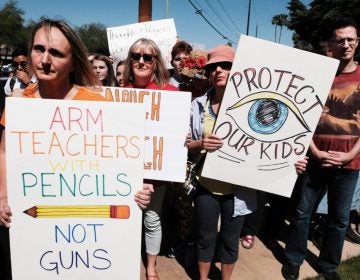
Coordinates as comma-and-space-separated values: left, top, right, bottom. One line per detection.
294, 156, 308, 174
0, 198, 12, 228
186, 131, 192, 147
201, 133, 223, 152
311, 149, 339, 168
326, 150, 354, 167
134, 183, 154, 209
16, 70, 31, 84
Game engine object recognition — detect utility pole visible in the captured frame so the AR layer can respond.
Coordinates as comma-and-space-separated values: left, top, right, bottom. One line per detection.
138, 0, 152, 22
165, 0, 168, 18
246, 0, 251, 35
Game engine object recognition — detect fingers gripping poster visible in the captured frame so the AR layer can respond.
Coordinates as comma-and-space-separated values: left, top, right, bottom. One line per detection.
6, 98, 145, 279
201, 36, 339, 197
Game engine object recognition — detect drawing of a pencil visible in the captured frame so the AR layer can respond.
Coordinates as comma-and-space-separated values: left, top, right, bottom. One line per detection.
23, 205, 130, 219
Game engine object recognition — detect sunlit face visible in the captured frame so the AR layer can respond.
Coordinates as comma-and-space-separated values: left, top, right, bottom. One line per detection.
130, 46, 156, 83
31, 26, 73, 83
329, 26, 359, 62
208, 62, 232, 89
116, 64, 125, 86
172, 51, 189, 75
93, 59, 108, 82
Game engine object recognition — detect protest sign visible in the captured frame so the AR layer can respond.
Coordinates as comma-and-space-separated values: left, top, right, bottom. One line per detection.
102, 86, 191, 182
201, 35, 339, 197
107, 18, 177, 68
6, 98, 145, 279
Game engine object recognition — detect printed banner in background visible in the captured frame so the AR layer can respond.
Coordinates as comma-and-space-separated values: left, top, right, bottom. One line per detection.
107, 18, 177, 69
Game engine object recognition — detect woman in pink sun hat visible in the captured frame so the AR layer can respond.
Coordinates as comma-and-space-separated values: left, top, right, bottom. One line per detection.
187, 44, 257, 280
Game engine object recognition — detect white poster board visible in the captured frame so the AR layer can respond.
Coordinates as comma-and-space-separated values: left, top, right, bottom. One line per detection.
6, 98, 145, 279
102, 86, 191, 182
107, 18, 177, 68
202, 36, 339, 197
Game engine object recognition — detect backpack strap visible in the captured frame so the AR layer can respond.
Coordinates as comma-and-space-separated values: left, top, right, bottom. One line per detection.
10, 78, 15, 91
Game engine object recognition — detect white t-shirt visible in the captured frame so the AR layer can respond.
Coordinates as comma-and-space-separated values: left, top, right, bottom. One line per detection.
3, 75, 37, 96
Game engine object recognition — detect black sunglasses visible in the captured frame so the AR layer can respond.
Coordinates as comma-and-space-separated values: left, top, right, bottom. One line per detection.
207, 62, 232, 72
13, 61, 28, 69
130, 52, 156, 63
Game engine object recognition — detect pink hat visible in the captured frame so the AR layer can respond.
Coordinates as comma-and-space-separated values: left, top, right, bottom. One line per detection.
206, 45, 235, 66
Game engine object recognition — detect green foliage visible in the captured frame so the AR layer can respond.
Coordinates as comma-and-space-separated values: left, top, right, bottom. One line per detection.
272, 14, 289, 43
287, 0, 360, 51
76, 23, 109, 56
0, 0, 27, 63
304, 255, 360, 280
0, 0, 110, 62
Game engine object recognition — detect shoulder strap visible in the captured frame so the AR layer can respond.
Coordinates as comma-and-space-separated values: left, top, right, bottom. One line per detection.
10, 78, 15, 91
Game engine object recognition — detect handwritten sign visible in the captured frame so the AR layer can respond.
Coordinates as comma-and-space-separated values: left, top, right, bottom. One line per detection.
107, 18, 177, 68
102, 86, 191, 182
6, 98, 145, 279
201, 36, 339, 197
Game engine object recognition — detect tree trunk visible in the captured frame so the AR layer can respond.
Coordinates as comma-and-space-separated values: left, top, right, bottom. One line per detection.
279, 26, 283, 43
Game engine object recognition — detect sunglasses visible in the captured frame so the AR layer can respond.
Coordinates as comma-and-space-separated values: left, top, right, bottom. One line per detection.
130, 52, 156, 63
13, 61, 28, 69
207, 62, 232, 72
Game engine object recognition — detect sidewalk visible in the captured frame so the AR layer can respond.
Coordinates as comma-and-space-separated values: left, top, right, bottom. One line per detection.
139, 231, 360, 280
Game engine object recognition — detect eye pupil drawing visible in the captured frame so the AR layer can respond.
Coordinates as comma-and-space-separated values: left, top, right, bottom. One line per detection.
256, 100, 280, 125
226, 91, 311, 142
249, 99, 288, 135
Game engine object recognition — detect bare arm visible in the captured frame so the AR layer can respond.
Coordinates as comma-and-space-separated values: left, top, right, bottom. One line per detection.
309, 137, 360, 168
0, 131, 12, 227
328, 137, 360, 166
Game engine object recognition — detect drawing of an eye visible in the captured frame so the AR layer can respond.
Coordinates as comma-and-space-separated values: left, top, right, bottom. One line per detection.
226, 91, 311, 142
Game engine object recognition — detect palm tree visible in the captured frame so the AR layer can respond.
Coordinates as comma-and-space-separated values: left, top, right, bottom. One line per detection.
271, 15, 281, 43
277, 14, 289, 43
272, 14, 289, 43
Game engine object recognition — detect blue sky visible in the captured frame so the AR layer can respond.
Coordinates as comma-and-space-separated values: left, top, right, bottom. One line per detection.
3, 0, 311, 49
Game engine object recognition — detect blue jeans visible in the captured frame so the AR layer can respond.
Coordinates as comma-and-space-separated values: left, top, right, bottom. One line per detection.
284, 163, 358, 273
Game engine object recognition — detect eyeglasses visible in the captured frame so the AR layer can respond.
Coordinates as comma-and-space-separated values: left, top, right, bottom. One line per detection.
12, 61, 28, 69
331, 37, 359, 46
207, 62, 232, 72
130, 52, 156, 63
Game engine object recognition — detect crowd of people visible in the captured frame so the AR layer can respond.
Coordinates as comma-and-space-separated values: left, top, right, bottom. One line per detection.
0, 16, 360, 280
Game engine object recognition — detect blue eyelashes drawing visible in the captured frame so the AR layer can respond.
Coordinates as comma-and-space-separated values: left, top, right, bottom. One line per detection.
226, 91, 311, 143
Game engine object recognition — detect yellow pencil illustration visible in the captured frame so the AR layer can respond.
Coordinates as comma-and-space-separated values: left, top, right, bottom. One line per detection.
24, 205, 130, 219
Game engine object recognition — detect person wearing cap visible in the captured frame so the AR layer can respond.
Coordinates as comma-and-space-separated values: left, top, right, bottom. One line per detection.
180, 49, 211, 100
188, 45, 256, 280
